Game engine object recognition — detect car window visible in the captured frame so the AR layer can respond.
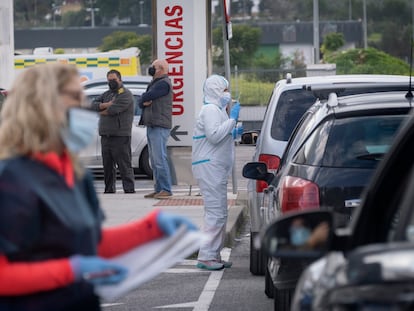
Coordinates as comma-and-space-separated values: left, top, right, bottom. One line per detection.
271, 89, 317, 141
293, 115, 406, 168
322, 116, 406, 168
279, 102, 324, 169
293, 120, 331, 166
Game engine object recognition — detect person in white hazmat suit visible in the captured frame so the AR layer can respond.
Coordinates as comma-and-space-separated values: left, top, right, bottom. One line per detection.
192, 75, 242, 270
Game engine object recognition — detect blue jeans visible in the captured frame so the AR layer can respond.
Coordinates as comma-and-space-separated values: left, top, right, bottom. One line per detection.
147, 126, 172, 193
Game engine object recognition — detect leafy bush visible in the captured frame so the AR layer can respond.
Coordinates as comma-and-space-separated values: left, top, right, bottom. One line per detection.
324, 47, 410, 75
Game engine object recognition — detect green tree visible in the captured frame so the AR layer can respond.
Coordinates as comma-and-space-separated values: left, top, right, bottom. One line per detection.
99, 31, 138, 51
253, 51, 286, 82
321, 32, 345, 55
62, 10, 88, 27
123, 35, 152, 65
14, 0, 55, 28
98, 31, 152, 65
324, 47, 410, 75
213, 24, 261, 68
96, 0, 151, 25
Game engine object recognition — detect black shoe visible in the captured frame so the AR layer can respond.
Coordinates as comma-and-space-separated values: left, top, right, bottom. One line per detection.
104, 190, 115, 194
124, 190, 136, 193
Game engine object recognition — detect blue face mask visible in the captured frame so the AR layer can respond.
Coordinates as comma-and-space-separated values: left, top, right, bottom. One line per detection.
61, 108, 97, 153
219, 91, 232, 109
290, 226, 311, 247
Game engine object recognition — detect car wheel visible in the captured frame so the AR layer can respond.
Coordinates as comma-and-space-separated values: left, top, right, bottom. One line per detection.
250, 232, 266, 275
265, 263, 275, 298
139, 146, 153, 178
274, 287, 293, 311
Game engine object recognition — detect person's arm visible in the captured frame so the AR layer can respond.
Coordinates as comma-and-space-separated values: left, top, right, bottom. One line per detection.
105, 91, 133, 116
140, 81, 170, 103
90, 93, 112, 112
98, 209, 164, 258
0, 255, 74, 296
202, 105, 236, 145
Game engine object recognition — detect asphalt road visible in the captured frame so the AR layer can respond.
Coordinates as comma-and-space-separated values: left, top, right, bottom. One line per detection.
96, 145, 275, 310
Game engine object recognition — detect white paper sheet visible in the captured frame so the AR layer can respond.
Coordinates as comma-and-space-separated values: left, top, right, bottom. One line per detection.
95, 227, 209, 303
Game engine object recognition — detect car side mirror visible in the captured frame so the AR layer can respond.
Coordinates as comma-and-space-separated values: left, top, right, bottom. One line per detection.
346, 242, 414, 285
242, 162, 274, 184
240, 130, 260, 145
261, 210, 334, 259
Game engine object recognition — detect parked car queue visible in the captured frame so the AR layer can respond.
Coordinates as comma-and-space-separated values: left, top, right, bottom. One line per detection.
242, 73, 412, 279
243, 89, 413, 311
260, 91, 414, 310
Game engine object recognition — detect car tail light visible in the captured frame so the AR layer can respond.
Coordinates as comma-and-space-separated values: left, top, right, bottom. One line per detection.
256, 154, 280, 193
279, 176, 319, 213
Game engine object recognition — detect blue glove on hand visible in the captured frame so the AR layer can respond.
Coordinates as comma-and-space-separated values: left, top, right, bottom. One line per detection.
157, 211, 198, 236
232, 125, 244, 139
70, 255, 128, 285
229, 102, 241, 121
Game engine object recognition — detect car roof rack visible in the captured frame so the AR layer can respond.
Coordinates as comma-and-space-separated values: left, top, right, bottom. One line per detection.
327, 93, 339, 108
303, 82, 413, 100
286, 73, 292, 84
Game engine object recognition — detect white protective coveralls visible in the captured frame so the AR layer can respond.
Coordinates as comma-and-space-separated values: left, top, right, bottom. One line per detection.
192, 75, 236, 261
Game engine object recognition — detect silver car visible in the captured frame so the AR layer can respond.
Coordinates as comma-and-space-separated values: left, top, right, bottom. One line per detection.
79, 84, 152, 178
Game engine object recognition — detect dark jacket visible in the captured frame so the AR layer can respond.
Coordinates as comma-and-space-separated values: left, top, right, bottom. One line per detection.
91, 86, 134, 136
0, 156, 104, 310
138, 75, 173, 129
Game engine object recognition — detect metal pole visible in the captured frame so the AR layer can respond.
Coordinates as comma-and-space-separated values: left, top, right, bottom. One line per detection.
313, 0, 319, 64
363, 0, 367, 49
91, 7, 95, 28
140, 1, 144, 25
52, 3, 56, 28
221, 0, 238, 194
412, 0, 414, 41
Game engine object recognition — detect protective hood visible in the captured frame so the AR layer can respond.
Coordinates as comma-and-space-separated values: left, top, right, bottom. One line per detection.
203, 75, 229, 107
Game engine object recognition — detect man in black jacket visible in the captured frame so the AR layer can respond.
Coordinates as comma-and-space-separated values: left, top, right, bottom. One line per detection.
91, 70, 135, 193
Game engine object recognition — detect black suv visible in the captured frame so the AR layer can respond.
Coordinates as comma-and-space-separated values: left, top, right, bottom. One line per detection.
243, 90, 413, 311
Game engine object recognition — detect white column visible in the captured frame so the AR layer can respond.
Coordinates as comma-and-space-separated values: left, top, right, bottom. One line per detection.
154, 0, 209, 147
0, 0, 14, 89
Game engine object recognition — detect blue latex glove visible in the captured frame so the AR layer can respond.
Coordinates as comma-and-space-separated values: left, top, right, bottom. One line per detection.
70, 255, 128, 285
229, 102, 241, 121
232, 125, 244, 139
157, 211, 198, 236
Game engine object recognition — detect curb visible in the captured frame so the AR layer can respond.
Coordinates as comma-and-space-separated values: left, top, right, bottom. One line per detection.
224, 191, 249, 247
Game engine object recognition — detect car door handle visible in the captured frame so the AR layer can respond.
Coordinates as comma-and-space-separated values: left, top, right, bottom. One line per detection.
345, 199, 361, 208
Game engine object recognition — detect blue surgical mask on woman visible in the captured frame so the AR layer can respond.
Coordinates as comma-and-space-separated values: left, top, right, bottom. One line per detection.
219, 92, 232, 109
61, 108, 97, 153
290, 226, 311, 247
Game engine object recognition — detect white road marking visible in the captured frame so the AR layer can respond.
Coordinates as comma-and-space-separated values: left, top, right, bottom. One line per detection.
154, 248, 232, 310
166, 268, 209, 273
101, 303, 125, 307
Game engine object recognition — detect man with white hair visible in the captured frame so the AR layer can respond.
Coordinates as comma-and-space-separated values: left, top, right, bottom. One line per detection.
192, 74, 241, 270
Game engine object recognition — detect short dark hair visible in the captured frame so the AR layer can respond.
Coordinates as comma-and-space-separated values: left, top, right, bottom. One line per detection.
107, 69, 122, 80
